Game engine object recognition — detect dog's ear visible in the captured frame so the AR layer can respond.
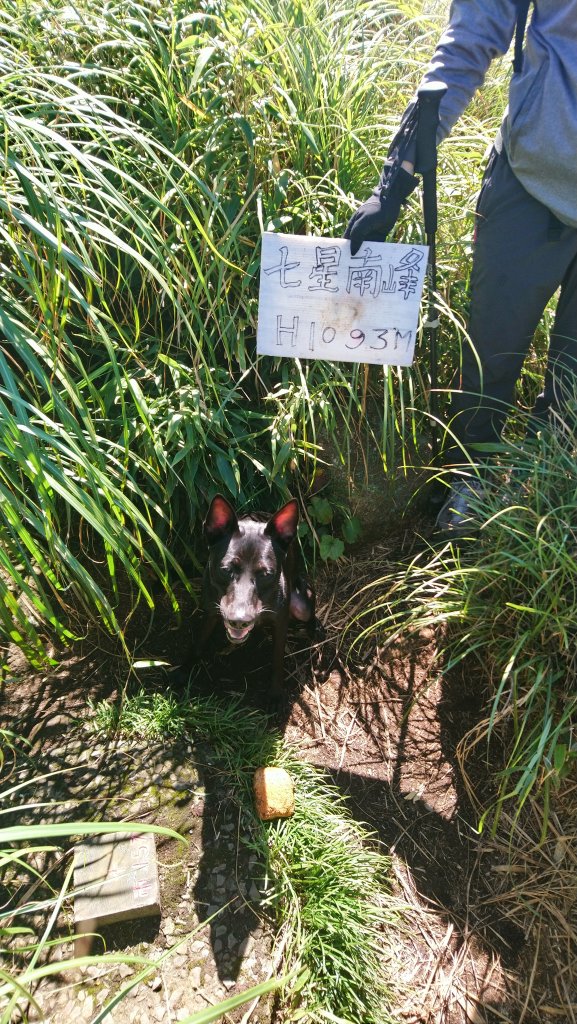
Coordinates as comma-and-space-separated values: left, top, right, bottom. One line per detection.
204, 494, 239, 545
265, 499, 299, 549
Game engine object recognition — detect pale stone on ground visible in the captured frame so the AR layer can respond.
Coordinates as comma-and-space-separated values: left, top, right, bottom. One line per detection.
74, 833, 161, 940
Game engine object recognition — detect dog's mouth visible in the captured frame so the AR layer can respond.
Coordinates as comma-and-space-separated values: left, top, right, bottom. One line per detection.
223, 621, 255, 644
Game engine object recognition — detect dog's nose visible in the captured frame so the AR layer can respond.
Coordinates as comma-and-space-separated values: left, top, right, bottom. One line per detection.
223, 617, 255, 644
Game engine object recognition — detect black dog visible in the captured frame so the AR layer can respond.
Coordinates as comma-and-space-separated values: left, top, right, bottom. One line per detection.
198, 494, 315, 704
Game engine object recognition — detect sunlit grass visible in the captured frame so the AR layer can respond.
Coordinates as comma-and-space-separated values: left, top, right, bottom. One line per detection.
347, 414, 577, 835
0, 0, 511, 665
92, 688, 400, 1022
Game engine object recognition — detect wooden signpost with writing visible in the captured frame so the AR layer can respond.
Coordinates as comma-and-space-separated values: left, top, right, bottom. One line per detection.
257, 232, 428, 366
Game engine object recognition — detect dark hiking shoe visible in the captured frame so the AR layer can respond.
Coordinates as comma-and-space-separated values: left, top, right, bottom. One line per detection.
435, 477, 486, 534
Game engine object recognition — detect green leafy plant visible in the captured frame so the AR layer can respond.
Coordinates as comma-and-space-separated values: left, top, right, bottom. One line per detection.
299, 494, 362, 562
0, 0, 511, 666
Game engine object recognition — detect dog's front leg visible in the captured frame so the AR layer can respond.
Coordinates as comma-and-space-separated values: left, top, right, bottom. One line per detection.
270, 615, 289, 707
196, 612, 218, 656
169, 612, 218, 688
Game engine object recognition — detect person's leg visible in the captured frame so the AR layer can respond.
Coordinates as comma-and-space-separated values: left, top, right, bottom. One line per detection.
532, 246, 577, 423
447, 149, 577, 461
437, 150, 577, 532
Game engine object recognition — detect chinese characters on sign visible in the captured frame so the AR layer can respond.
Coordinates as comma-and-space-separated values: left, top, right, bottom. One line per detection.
131, 834, 154, 902
257, 232, 428, 366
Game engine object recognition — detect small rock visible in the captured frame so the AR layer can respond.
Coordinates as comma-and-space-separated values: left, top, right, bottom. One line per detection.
238, 935, 254, 957
223, 979, 236, 991
244, 957, 257, 977
149, 976, 162, 992
49, 745, 67, 758
163, 917, 176, 937
84, 965, 103, 979
169, 985, 185, 1009
190, 942, 209, 958
62, 999, 79, 1021
190, 966, 202, 988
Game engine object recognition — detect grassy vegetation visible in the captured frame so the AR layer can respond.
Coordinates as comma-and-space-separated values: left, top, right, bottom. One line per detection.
349, 414, 577, 837
91, 688, 400, 1023
4, 0, 577, 1017
0, 0, 507, 664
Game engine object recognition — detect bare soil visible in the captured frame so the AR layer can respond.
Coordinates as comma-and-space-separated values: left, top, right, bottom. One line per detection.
2, 513, 577, 1024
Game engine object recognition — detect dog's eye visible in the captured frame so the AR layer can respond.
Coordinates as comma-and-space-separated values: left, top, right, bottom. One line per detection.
220, 559, 241, 578
256, 566, 272, 578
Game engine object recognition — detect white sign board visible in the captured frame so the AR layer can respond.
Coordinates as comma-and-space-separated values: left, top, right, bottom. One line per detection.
257, 232, 428, 366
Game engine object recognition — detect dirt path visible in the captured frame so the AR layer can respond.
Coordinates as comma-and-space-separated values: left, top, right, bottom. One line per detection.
3, 644, 276, 1024
280, 547, 576, 1024
3, 534, 576, 1024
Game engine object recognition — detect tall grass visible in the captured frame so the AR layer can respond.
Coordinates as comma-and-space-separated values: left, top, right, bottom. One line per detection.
348, 416, 577, 834
0, 0, 507, 662
451, 426, 577, 836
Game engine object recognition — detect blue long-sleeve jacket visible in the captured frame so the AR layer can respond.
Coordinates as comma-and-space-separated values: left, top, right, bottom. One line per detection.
419, 0, 577, 227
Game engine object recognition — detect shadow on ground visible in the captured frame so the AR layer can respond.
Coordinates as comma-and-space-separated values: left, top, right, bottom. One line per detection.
1, 535, 563, 1024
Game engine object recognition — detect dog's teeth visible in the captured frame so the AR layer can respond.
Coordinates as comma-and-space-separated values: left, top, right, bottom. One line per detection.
225, 623, 253, 643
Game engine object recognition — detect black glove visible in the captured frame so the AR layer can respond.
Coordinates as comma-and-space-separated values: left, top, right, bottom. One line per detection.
344, 165, 419, 256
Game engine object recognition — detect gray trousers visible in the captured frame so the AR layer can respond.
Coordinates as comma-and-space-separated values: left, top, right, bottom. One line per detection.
448, 147, 577, 459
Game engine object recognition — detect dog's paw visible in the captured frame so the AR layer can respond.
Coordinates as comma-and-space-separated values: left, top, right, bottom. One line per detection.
310, 615, 325, 640
290, 576, 316, 623
166, 664, 191, 689
264, 687, 289, 719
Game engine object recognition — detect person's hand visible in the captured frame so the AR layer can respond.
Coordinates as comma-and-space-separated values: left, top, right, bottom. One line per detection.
344, 166, 419, 256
